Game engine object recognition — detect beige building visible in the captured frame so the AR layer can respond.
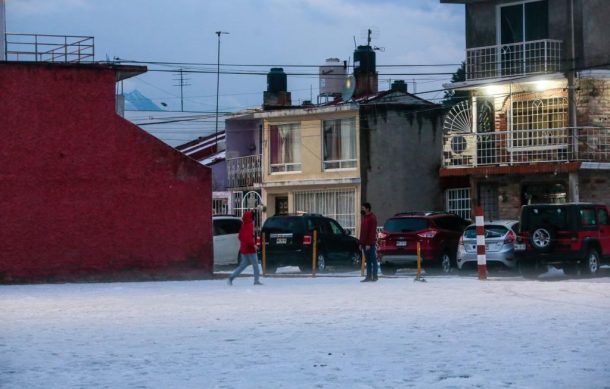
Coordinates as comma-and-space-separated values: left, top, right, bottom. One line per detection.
257, 104, 362, 234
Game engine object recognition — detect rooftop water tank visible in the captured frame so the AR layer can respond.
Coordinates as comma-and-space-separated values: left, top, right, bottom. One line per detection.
319, 58, 346, 96
353, 45, 376, 76
267, 68, 287, 93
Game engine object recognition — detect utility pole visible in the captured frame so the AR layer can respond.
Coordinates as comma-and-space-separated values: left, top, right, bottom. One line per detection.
215, 31, 229, 152
173, 68, 191, 112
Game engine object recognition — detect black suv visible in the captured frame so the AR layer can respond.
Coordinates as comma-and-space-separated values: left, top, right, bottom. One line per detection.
514, 203, 610, 278
260, 214, 361, 273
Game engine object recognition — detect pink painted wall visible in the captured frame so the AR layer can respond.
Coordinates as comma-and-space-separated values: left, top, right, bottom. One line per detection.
0, 62, 213, 283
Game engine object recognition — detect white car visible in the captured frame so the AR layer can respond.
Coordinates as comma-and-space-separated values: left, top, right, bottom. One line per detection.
457, 220, 520, 270
213, 215, 242, 267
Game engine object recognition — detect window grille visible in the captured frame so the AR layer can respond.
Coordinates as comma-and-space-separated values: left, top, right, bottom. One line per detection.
294, 189, 356, 234
446, 188, 472, 220
511, 97, 568, 149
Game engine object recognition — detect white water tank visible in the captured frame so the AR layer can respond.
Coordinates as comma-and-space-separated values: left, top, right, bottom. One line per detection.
319, 58, 346, 96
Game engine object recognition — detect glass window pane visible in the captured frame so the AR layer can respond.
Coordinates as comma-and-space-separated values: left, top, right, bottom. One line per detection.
501, 4, 523, 44
525, 1, 548, 41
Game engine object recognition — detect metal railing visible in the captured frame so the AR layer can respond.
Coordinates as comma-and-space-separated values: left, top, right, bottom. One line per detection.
466, 39, 562, 80
5, 33, 94, 63
443, 127, 610, 168
227, 154, 262, 189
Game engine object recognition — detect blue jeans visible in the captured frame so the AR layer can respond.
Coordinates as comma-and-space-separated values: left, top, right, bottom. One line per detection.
230, 253, 260, 283
364, 246, 377, 278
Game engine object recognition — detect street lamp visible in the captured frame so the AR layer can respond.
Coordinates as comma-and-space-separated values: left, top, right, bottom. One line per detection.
215, 31, 229, 153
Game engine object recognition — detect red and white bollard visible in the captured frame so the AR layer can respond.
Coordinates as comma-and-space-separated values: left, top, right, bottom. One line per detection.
475, 206, 488, 280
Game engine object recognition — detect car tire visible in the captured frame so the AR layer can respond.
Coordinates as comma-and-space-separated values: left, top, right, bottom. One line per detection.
432, 251, 453, 274
380, 264, 397, 275
518, 260, 544, 280
316, 253, 327, 272
529, 225, 555, 252
581, 248, 600, 277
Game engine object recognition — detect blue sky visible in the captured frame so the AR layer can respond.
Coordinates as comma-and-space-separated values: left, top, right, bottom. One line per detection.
6, 0, 465, 142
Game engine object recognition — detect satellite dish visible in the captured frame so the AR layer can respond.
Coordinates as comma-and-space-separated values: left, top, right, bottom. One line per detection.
342, 75, 356, 101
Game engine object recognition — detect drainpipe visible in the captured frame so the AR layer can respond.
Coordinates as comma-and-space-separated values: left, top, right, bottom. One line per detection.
0, 0, 6, 61
567, 0, 579, 202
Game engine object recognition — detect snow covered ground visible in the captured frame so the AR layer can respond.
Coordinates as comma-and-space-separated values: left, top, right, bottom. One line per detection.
1, 270, 609, 389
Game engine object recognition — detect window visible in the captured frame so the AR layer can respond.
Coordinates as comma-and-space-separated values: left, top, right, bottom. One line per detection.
329, 220, 345, 235
270, 123, 301, 173
294, 189, 356, 234
213, 219, 242, 236
323, 118, 357, 170
384, 218, 429, 233
446, 188, 472, 220
511, 97, 568, 149
500, 1, 548, 44
579, 208, 597, 227
598, 209, 610, 226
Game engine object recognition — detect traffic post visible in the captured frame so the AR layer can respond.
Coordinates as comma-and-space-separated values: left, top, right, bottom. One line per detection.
261, 233, 267, 276
475, 206, 488, 280
414, 241, 426, 282
312, 229, 318, 277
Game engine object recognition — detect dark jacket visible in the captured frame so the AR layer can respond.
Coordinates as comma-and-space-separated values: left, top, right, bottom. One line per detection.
359, 212, 378, 246
239, 211, 257, 254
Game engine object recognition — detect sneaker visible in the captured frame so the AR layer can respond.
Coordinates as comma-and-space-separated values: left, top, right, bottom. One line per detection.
372, 276, 378, 281
360, 277, 372, 282
254, 281, 263, 286
227, 277, 233, 286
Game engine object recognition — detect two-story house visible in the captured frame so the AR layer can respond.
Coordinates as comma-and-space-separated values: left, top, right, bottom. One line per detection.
440, 0, 610, 220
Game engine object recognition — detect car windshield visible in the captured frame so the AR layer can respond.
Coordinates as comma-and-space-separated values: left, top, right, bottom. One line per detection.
263, 217, 306, 233
464, 225, 508, 239
384, 218, 428, 233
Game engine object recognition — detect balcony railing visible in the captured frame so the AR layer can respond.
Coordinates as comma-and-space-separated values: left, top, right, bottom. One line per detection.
466, 39, 562, 81
5, 33, 95, 63
227, 154, 262, 189
443, 127, 610, 168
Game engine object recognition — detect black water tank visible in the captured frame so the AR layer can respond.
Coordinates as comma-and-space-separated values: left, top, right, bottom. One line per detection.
267, 68, 287, 93
391, 80, 407, 93
354, 45, 375, 75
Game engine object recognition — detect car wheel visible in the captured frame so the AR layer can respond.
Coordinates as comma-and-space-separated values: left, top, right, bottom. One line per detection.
518, 260, 544, 280
581, 248, 600, 276
350, 252, 362, 267
529, 225, 555, 252
316, 253, 327, 272
380, 264, 397, 275
438, 252, 452, 274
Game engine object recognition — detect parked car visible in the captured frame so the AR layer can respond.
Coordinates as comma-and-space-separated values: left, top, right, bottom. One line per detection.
377, 211, 470, 275
514, 203, 610, 278
213, 215, 242, 267
260, 213, 361, 273
457, 220, 519, 270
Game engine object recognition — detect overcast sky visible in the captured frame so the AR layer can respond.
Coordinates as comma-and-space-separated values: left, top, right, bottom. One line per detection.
6, 0, 465, 142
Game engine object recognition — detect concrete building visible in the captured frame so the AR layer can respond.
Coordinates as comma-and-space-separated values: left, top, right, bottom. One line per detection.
440, 0, 610, 220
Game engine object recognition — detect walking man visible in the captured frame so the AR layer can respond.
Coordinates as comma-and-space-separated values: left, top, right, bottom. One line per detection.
360, 202, 378, 282
228, 210, 262, 286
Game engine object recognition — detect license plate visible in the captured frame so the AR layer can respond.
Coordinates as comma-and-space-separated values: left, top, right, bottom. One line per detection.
396, 241, 407, 247
514, 243, 526, 251
276, 238, 287, 244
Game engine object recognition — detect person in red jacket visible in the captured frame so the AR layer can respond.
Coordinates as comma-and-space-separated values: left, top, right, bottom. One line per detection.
228, 211, 262, 286
359, 202, 378, 282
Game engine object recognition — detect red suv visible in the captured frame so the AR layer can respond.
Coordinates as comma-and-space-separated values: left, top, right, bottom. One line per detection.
515, 203, 610, 278
377, 212, 470, 275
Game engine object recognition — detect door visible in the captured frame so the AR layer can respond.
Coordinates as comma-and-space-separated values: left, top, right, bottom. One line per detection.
275, 196, 288, 215
597, 207, 610, 257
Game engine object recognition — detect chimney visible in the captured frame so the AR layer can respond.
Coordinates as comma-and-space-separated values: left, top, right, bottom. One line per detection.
0, 0, 6, 61
263, 68, 292, 109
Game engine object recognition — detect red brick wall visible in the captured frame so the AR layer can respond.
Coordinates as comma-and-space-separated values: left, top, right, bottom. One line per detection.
0, 63, 213, 283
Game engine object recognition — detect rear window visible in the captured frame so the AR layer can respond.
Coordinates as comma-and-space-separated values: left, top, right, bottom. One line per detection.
464, 225, 508, 239
522, 207, 568, 230
213, 219, 242, 236
263, 216, 306, 233
384, 218, 429, 233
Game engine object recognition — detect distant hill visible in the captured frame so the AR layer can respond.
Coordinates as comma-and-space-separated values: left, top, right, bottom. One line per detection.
124, 90, 162, 111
